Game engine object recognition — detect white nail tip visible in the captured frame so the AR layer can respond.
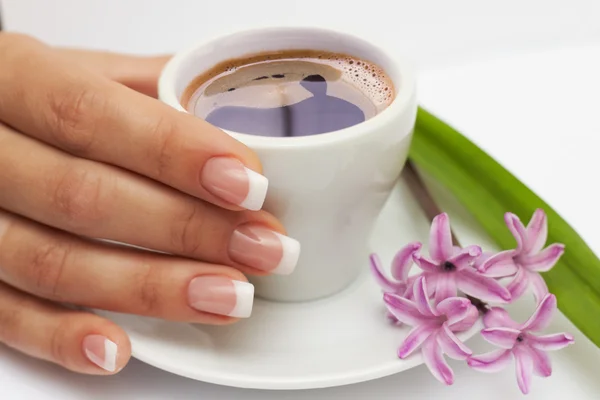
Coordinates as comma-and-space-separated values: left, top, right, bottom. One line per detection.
85, 338, 117, 372
239, 168, 269, 211
103, 339, 118, 372
229, 280, 255, 318
272, 232, 301, 276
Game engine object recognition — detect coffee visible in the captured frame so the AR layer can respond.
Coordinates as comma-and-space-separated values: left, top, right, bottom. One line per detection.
182, 50, 395, 137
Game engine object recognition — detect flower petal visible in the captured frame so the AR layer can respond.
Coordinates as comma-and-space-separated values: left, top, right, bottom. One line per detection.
438, 323, 472, 360
391, 242, 422, 282
449, 304, 479, 332
413, 254, 439, 273
436, 297, 471, 326
473, 251, 494, 270
506, 267, 529, 301
528, 271, 549, 304
505, 212, 527, 253
514, 346, 534, 395
422, 336, 454, 385
482, 307, 520, 329
398, 323, 437, 358
446, 245, 482, 271
413, 276, 436, 317
421, 273, 437, 298
520, 244, 565, 272
383, 293, 429, 326
483, 262, 519, 279
467, 349, 512, 373
521, 293, 556, 332
479, 250, 518, 278
528, 333, 575, 351
527, 346, 552, 377
480, 327, 520, 349
403, 276, 418, 300
429, 213, 453, 263
369, 254, 405, 293
457, 269, 512, 303
434, 274, 457, 305
525, 208, 548, 254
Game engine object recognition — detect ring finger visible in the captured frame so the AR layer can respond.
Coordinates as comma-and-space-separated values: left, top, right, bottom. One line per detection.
0, 210, 255, 322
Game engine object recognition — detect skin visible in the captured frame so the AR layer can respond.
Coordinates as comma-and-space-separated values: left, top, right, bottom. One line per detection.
0, 33, 285, 374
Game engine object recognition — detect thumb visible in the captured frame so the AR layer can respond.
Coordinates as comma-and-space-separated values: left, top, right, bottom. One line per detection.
55, 48, 171, 98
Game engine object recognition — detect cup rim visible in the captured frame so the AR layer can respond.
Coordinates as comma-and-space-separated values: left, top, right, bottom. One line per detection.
158, 26, 417, 149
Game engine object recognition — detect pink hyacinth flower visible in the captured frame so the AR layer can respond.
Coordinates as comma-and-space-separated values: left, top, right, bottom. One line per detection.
467, 294, 574, 394
413, 213, 511, 305
479, 209, 565, 303
383, 276, 479, 385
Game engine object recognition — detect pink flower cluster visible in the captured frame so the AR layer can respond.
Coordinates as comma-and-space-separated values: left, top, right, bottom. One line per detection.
370, 209, 574, 394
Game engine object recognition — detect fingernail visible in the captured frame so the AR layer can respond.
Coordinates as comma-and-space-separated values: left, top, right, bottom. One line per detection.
83, 335, 118, 372
201, 157, 268, 211
229, 224, 301, 275
188, 276, 254, 318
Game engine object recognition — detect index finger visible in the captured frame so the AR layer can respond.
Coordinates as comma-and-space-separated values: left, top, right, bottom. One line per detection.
0, 33, 268, 211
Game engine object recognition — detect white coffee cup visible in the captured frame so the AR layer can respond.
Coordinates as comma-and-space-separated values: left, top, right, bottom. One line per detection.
158, 27, 417, 302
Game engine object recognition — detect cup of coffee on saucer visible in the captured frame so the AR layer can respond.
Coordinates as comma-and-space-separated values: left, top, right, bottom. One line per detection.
102, 27, 439, 390
159, 26, 417, 302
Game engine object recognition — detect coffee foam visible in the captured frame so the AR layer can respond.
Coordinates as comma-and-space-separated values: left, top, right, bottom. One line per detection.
331, 55, 394, 109
183, 50, 395, 118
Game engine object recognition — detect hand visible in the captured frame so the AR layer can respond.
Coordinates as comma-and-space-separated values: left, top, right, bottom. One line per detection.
0, 34, 299, 375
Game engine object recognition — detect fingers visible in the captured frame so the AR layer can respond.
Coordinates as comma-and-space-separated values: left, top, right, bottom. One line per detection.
0, 210, 255, 321
55, 48, 171, 97
0, 33, 267, 211
0, 281, 131, 374
0, 123, 299, 276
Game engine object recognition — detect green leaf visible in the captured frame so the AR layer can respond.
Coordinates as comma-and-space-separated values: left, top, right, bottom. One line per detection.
409, 107, 600, 347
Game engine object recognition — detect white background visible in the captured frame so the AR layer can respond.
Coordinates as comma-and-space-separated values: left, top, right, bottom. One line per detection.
2, 0, 600, 398
3, 0, 600, 69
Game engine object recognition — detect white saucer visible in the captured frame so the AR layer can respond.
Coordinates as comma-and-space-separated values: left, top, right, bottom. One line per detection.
96, 177, 484, 390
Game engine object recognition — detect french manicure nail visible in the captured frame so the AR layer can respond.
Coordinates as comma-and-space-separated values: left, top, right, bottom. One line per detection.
229, 224, 301, 275
201, 157, 268, 211
188, 276, 254, 318
83, 335, 118, 372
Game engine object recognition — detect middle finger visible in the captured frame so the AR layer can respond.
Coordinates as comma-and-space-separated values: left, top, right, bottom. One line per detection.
0, 123, 299, 276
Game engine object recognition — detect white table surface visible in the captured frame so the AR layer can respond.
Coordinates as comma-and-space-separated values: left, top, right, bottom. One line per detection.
2, 1, 600, 398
